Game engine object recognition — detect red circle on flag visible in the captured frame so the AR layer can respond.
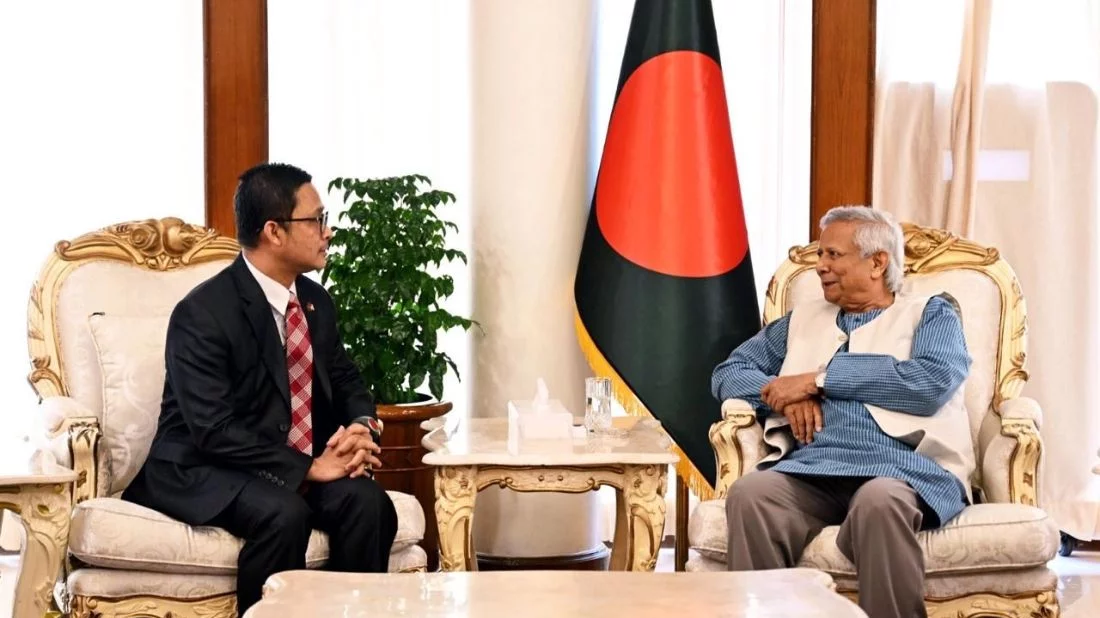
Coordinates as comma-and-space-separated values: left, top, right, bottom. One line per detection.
596, 51, 748, 278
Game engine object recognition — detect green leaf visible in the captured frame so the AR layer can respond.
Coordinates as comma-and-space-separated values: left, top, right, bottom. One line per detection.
428, 371, 444, 401
323, 173, 474, 404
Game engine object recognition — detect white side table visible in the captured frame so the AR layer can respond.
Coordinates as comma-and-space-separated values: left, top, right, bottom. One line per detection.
421, 416, 678, 572
1, 459, 77, 618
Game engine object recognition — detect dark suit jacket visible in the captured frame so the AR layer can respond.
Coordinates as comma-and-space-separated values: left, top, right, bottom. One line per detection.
123, 255, 377, 525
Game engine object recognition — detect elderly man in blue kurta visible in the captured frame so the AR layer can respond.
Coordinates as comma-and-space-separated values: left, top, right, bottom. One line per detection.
712, 206, 974, 618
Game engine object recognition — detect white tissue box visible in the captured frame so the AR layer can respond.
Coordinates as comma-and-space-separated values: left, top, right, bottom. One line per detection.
507, 399, 575, 454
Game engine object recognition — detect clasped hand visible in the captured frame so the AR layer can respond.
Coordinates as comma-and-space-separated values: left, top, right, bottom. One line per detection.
761, 372, 823, 444
307, 424, 382, 482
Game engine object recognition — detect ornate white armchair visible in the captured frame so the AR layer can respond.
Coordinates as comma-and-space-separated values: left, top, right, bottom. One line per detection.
687, 224, 1060, 617
28, 218, 428, 618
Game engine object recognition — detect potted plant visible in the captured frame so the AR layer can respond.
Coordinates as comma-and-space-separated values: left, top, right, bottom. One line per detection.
322, 174, 474, 571
322, 174, 475, 411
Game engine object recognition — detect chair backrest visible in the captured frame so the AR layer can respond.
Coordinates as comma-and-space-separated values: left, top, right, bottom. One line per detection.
28, 217, 238, 495
764, 223, 1028, 484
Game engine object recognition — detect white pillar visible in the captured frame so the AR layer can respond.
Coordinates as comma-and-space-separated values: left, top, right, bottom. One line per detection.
469, 0, 602, 561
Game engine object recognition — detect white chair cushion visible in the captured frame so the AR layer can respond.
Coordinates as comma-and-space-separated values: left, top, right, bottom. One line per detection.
57, 260, 231, 424
687, 499, 729, 562
68, 546, 428, 601
69, 494, 425, 575
689, 500, 1058, 575
387, 544, 429, 573
68, 568, 237, 600
87, 313, 170, 494
684, 555, 1057, 600
833, 567, 1058, 599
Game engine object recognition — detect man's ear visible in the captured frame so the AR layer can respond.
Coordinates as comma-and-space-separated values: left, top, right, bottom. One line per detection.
871, 251, 889, 279
260, 221, 284, 247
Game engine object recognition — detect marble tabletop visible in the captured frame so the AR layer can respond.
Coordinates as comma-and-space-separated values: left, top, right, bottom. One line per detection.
246, 569, 866, 617
0, 454, 78, 485
421, 416, 679, 467
1, 452, 78, 618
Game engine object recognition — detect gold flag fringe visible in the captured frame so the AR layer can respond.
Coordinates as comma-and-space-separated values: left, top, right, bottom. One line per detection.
573, 309, 716, 502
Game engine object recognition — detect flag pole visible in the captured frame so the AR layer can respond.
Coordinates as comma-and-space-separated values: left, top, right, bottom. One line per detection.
675, 474, 689, 571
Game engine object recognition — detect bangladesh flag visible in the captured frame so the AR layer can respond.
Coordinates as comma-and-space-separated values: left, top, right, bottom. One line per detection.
574, 0, 760, 497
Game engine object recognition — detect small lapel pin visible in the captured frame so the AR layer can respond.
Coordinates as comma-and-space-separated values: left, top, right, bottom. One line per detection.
306, 302, 315, 312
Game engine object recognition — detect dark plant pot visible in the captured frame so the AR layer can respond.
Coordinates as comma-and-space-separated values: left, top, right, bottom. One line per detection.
374, 396, 453, 571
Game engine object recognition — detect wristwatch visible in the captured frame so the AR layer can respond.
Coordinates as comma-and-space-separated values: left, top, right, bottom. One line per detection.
353, 415, 384, 443
363, 416, 384, 442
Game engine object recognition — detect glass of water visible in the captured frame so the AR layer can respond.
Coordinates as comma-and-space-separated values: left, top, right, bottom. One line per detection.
584, 377, 613, 434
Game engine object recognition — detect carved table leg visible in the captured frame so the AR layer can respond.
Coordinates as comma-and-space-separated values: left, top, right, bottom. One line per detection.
610, 464, 668, 572
1, 483, 71, 618
434, 465, 478, 571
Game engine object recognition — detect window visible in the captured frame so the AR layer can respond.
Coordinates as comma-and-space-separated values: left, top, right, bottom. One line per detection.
0, 1, 204, 464
875, 0, 1100, 541
267, 0, 473, 414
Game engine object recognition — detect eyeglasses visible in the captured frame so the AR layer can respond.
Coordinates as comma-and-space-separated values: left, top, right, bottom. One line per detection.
273, 211, 329, 232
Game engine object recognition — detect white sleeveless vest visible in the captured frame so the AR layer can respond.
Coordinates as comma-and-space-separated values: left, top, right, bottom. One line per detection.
759, 294, 975, 500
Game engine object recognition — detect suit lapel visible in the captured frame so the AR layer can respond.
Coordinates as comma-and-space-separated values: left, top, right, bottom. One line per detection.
296, 282, 332, 402
230, 256, 291, 409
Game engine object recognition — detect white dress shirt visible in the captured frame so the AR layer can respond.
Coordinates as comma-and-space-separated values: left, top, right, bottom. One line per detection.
242, 254, 297, 346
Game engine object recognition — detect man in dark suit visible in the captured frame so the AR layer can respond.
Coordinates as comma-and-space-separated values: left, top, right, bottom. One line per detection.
123, 162, 397, 614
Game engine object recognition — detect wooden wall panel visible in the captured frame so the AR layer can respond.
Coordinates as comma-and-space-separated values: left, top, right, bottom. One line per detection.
810, 0, 876, 239
204, 0, 268, 238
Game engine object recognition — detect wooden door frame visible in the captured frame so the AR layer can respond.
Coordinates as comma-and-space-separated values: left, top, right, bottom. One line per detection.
809, 0, 876, 239
203, 0, 268, 239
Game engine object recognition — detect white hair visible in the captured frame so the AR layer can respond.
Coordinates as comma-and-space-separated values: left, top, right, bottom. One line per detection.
819, 206, 905, 293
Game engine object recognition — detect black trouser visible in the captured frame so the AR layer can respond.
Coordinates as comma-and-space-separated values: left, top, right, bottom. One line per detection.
210, 475, 398, 614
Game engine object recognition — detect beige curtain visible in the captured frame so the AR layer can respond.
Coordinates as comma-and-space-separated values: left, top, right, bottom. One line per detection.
874, 0, 1100, 540
942, 0, 991, 235
873, 1, 965, 230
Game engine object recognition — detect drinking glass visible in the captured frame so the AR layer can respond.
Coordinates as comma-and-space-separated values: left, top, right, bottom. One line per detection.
585, 377, 613, 434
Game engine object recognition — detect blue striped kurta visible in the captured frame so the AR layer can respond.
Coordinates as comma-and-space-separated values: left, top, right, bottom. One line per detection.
711, 296, 970, 528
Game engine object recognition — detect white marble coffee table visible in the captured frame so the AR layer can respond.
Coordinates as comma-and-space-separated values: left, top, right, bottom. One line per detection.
0, 458, 78, 618
246, 569, 867, 617
421, 416, 678, 572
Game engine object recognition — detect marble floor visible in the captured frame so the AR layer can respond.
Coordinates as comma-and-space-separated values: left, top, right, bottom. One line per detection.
1049, 548, 1100, 618
0, 552, 18, 618
2, 547, 1098, 617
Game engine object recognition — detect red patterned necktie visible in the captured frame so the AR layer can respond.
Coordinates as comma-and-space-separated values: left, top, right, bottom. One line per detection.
285, 293, 314, 455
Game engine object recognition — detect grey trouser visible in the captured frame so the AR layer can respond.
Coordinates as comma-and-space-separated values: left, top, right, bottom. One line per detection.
725, 470, 926, 618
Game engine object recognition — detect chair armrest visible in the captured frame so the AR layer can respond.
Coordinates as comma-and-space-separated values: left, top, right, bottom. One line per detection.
38, 396, 101, 506
709, 399, 766, 498
980, 397, 1043, 506
999, 396, 1043, 426
40, 396, 97, 433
